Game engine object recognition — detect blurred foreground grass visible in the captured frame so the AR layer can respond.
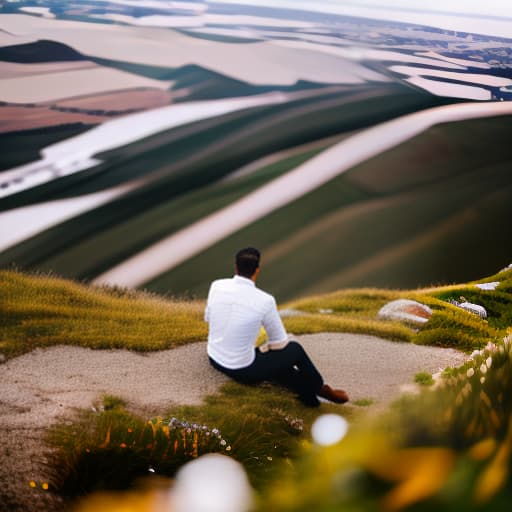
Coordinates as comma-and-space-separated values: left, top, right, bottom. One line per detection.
48, 383, 349, 508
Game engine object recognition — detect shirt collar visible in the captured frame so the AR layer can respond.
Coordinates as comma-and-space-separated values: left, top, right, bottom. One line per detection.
233, 274, 256, 287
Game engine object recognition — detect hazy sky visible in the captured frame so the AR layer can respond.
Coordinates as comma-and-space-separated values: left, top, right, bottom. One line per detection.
209, 0, 512, 37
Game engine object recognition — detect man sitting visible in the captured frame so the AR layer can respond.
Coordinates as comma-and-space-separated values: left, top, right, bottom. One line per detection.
205, 247, 349, 407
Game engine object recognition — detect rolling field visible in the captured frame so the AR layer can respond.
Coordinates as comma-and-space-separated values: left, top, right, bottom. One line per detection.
0, 83, 451, 294
142, 115, 512, 301
1, 6, 511, 302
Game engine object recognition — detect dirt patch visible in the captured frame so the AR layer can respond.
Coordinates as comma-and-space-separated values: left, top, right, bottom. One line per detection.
0, 334, 467, 511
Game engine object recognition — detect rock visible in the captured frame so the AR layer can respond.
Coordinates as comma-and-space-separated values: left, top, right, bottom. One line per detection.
378, 299, 433, 324
0, 353, 5, 364
458, 302, 487, 319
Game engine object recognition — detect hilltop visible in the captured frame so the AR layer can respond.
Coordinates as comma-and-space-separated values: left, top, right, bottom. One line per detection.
1, 267, 512, 511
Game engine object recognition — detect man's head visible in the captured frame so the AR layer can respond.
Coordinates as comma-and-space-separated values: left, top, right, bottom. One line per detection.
235, 247, 260, 280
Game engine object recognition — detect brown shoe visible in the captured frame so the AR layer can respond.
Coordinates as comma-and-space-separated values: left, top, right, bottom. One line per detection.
318, 384, 349, 404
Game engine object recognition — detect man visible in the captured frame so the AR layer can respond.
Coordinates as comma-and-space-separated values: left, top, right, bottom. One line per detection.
205, 247, 349, 407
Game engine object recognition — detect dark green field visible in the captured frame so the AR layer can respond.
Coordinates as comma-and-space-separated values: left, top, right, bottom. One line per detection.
145, 115, 512, 301
1, 84, 455, 294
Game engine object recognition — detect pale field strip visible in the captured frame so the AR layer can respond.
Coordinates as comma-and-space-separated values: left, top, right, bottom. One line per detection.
92, 0, 208, 12
51, 88, 175, 110
0, 92, 298, 244
221, 132, 349, 183
389, 65, 512, 87
207, 0, 512, 39
0, 132, 345, 252
0, 180, 142, 252
404, 77, 492, 100
182, 26, 263, 40
0, 15, 389, 86
272, 40, 474, 70
0, 60, 97, 79
0, 91, 292, 198
19, 6, 55, 19
90, 13, 317, 29
0, 31, 36, 47
92, 101, 512, 288
0, 65, 173, 103
415, 52, 491, 70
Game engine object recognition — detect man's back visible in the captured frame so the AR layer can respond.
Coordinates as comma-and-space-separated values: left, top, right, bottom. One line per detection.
205, 275, 286, 369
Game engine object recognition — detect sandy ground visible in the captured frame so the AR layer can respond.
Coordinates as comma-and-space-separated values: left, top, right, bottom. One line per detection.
0, 332, 467, 511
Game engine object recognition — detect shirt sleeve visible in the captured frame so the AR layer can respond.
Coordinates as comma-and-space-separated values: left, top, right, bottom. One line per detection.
204, 284, 213, 322
262, 297, 288, 346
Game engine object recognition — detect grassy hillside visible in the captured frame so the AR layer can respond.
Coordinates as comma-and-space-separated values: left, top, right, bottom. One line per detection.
1, 266, 511, 360
91, 58, 328, 100
0, 85, 451, 287
0, 270, 206, 359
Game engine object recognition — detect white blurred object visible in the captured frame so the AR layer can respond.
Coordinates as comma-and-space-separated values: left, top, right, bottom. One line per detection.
311, 414, 349, 446
475, 281, 499, 291
171, 454, 253, 512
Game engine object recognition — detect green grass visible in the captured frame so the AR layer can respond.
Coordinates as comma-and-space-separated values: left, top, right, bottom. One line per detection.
0, 270, 206, 359
2, 267, 511, 360
414, 371, 434, 386
353, 398, 375, 407
48, 383, 350, 504
285, 266, 512, 352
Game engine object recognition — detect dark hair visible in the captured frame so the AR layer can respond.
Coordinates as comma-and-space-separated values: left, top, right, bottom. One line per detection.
235, 247, 260, 278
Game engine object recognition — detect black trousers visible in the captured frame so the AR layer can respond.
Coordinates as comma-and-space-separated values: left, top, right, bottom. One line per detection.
209, 341, 324, 406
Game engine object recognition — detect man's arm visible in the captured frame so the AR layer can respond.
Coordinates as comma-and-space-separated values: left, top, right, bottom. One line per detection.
259, 298, 288, 352
204, 283, 214, 323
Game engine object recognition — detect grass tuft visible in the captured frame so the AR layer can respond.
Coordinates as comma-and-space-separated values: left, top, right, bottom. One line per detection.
414, 371, 434, 386
353, 398, 375, 407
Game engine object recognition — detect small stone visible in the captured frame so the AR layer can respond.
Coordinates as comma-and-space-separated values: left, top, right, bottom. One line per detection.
0, 353, 5, 364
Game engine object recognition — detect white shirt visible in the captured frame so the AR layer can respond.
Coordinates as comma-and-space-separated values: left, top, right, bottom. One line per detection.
205, 275, 288, 369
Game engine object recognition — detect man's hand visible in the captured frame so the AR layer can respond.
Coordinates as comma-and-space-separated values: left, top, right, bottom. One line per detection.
258, 340, 289, 353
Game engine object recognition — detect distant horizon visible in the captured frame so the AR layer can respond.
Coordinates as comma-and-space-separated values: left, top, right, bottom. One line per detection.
207, 0, 512, 38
